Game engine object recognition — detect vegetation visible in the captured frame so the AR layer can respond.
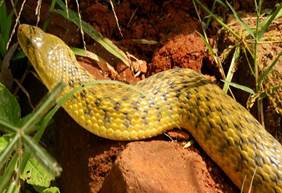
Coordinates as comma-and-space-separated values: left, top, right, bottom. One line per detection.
193, 0, 282, 125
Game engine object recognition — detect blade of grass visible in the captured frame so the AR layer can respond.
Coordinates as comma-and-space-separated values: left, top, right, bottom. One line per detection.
223, 46, 240, 93
73, 47, 105, 62
226, 1, 254, 38
6, 181, 16, 193
42, 0, 57, 30
204, 0, 227, 28
247, 166, 257, 193
258, 3, 282, 39
0, 134, 19, 170
109, 0, 123, 38
73, 47, 118, 76
213, 0, 226, 7
23, 134, 62, 177
0, 154, 18, 192
192, 0, 227, 79
6, 179, 20, 193
242, 47, 255, 76
21, 82, 65, 134
257, 51, 282, 87
253, 0, 263, 125
240, 175, 247, 193
131, 39, 158, 45
32, 100, 63, 142
221, 80, 255, 95
194, 0, 240, 40
0, 43, 18, 88
54, 0, 130, 66
197, 32, 226, 79
74, 0, 86, 50
0, 119, 18, 132
73, 47, 109, 66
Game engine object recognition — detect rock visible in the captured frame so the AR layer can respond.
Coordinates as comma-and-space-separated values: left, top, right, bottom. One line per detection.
152, 32, 205, 73
99, 141, 237, 193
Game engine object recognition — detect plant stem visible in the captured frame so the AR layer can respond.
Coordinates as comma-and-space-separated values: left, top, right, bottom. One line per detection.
254, 0, 264, 126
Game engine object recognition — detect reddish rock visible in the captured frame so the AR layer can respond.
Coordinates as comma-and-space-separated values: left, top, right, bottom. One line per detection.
99, 141, 238, 193
152, 33, 205, 73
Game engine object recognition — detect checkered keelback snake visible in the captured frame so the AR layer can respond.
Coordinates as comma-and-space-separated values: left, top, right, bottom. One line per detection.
18, 24, 282, 193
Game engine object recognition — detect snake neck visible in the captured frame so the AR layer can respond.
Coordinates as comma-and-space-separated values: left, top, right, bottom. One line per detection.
18, 24, 93, 90
32, 42, 94, 91
41, 44, 93, 90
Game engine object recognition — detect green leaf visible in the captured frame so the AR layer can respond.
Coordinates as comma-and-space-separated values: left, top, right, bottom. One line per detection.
226, 1, 254, 38
223, 46, 240, 93
221, 80, 255, 94
21, 156, 55, 187
0, 83, 20, 125
0, 79, 64, 193
72, 47, 109, 65
0, 135, 9, 152
258, 3, 282, 39
34, 186, 60, 193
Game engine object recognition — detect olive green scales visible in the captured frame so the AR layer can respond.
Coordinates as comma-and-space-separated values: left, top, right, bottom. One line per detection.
18, 24, 282, 193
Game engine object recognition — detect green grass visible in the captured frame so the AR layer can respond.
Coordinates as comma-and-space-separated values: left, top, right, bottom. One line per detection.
193, 0, 282, 126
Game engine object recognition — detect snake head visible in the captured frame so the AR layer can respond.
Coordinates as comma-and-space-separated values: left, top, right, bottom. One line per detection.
17, 24, 45, 69
17, 24, 79, 90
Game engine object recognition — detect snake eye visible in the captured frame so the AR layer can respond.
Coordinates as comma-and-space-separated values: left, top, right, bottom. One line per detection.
25, 36, 32, 47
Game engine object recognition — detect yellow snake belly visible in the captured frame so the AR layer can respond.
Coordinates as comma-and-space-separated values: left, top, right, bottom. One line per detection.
17, 24, 282, 193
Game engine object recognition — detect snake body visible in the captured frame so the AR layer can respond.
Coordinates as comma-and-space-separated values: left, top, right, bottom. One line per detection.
18, 24, 282, 193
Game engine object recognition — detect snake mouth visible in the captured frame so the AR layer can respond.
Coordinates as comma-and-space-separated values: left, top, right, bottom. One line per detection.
18, 24, 31, 54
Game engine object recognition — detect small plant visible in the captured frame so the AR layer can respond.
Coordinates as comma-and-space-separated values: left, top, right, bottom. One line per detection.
193, 0, 282, 126
0, 82, 66, 193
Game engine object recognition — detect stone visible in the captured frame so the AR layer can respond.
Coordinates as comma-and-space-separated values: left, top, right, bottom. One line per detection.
99, 141, 237, 193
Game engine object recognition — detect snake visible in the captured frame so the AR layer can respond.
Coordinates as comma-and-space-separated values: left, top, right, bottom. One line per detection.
17, 24, 282, 193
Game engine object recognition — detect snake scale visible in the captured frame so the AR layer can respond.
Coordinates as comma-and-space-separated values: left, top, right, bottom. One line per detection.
17, 24, 282, 193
